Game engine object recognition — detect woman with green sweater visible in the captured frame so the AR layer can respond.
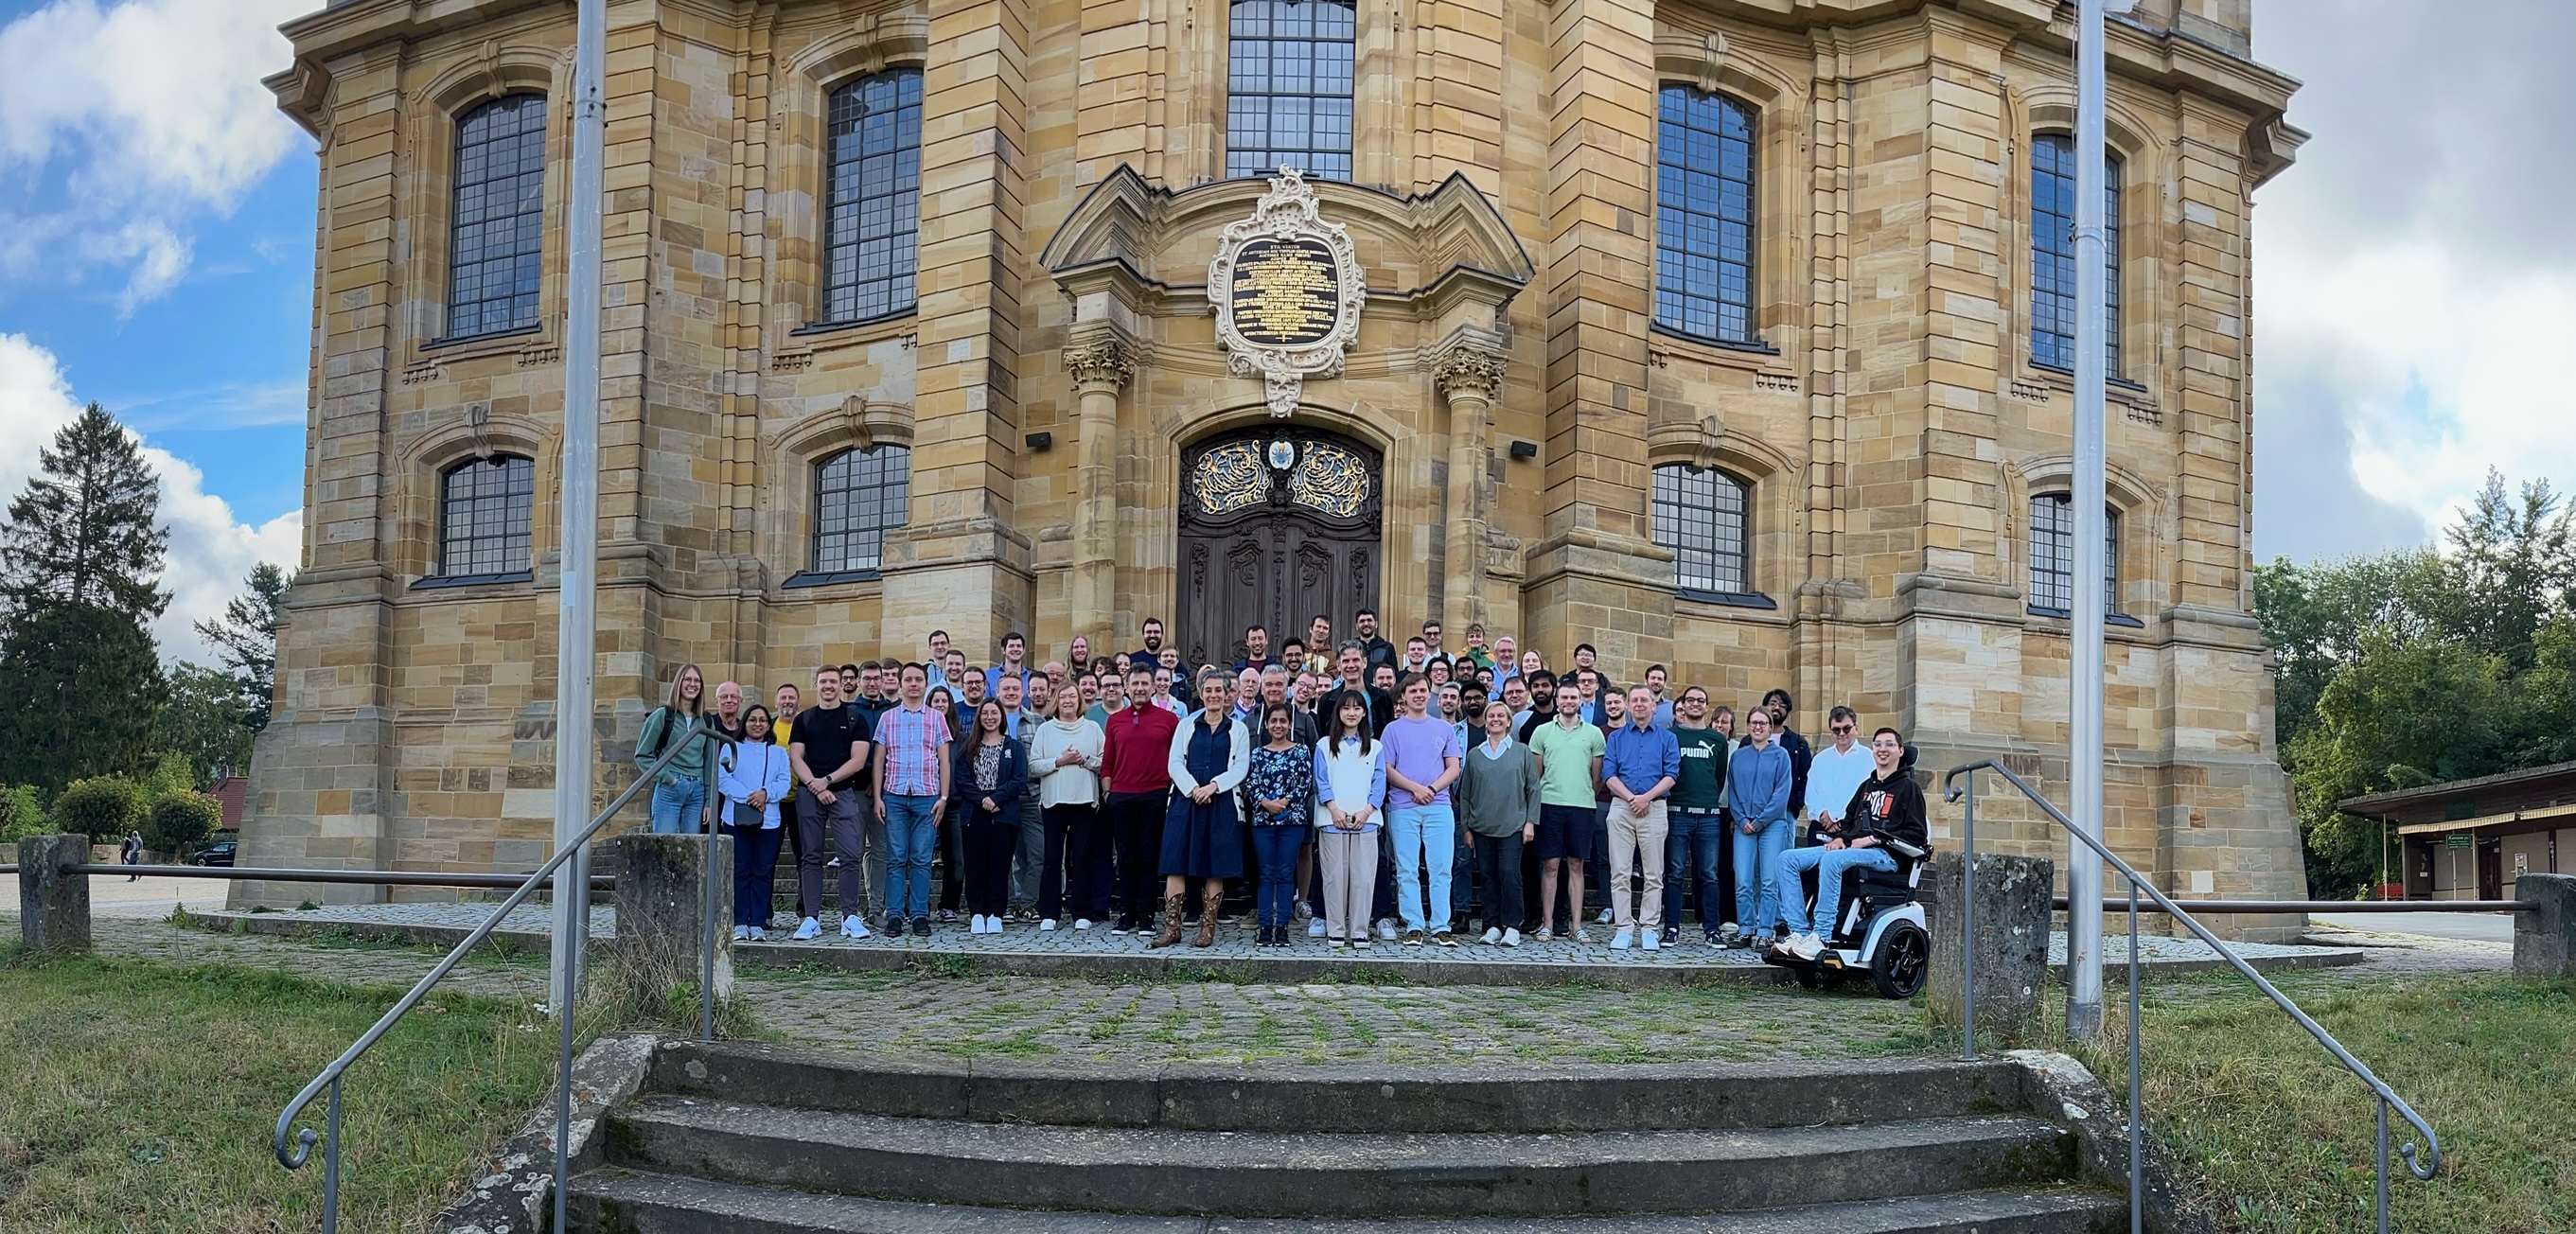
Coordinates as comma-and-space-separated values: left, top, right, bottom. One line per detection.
1457, 702, 1541, 945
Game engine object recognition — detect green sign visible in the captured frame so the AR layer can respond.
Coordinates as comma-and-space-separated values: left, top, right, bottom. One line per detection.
2444, 833, 2471, 850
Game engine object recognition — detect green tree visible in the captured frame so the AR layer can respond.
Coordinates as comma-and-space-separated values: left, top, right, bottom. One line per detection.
0, 784, 47, 841
143, 789, 221, 859
194, 562, 292, 732
0, 404, 169, 791
51, 776, 143, 843
156, 663, 256, 783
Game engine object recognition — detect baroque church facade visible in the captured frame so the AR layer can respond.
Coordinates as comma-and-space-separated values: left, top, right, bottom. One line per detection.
239, 0, 2312, 933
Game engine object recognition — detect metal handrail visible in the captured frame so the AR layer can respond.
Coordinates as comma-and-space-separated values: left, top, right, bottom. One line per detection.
1942, 759, 2440, 1234
272, 723, 738, 1234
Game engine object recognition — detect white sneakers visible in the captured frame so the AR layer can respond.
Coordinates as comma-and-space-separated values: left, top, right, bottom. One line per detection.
792, 916, 821, 941
1308, 917, 1330, 938
1609, 927, 1634, 950
840, 916, 870, 940
1479, 926, 1502, 945
1501, 927, 1521, 947
1640, 930, 1662, 952
1597, 907, 1614, 925
1719, 922, 1742, 945
1375, 918, 1399, 942
970, 914, 987, 933
749, 926, 768, 942
1040, 919, 1059, 932
1779, 932, 1826, 961
971, 914, 1009, 934
731, 925, 750, 942
1073, 918, 1093, 931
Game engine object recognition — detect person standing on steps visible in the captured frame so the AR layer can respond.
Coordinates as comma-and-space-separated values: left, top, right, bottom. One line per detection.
1102, 665, 1180, 935
1601, 685, 1679, 952
1029, 683, 1106, 932
637, 662, 715, 836
1381, 673, 1464, 947
1154, 669, 1249, 950
873, 662, 953, 940
789, 663, 875, 940
771, 682, 810, 926
1527, 680, 1603, 942
1245, 701, 1315, 947
1312, 692, 1387, 949
718, 704, 791, 942
709, 679, 747, 741
1352, 608, 1397, 679
1728, 707, 1795, 949
1663, 686, 1731, 947
1761, 688, 1814, 832
1457, 700, 1539, 946
948, 698, 1029, 936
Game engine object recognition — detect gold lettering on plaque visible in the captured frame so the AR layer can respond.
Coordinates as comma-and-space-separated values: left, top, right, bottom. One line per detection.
1228, 238, 1343, 348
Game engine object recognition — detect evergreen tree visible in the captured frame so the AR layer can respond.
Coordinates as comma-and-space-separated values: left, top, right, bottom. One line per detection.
0, 404, 169, 791
158, 662, 256, 782
196, 562, 293, 732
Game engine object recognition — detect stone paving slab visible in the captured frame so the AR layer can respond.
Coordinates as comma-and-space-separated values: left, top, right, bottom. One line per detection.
182, 902, 2359, 988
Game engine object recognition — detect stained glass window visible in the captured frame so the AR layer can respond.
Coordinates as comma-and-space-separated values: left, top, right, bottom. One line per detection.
823, 70, 923, 324
447, 95, 548, 340
1653, 85, 1757, 344
1226, 0, 1356, 182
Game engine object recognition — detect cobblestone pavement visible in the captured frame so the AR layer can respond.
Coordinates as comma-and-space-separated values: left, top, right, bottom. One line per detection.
186, 901, 2355, 973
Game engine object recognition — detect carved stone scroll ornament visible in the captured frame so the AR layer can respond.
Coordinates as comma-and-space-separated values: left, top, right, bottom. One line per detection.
1208, 167, 1369, 417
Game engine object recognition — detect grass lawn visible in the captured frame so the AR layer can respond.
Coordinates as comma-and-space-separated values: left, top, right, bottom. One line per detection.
2078, 971, 2576, 1234
0, 947, 561, 1234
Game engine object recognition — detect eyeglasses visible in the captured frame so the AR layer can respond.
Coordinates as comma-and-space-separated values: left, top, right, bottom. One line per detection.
1830, 724, 1856, 734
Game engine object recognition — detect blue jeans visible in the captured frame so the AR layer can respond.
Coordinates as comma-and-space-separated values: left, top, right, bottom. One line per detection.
1251, 825, 1306, 928
1389, 802, 1457, 933
881, 794, 942, 920
1733, 817, 1791, 934
1775, 844, 1898, 939
726, 822, 784, 927
649, 776, 705, 834
1451, 817, 1478, 927
1663, 810, 1726, 931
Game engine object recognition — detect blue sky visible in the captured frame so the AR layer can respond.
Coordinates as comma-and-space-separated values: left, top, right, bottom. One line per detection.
2, 0, 2569, 664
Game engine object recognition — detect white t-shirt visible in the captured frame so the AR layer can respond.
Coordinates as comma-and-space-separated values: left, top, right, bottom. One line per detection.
1807, 742, 1878, 825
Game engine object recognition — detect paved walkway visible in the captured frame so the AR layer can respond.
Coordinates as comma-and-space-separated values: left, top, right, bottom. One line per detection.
2312, 909, 2516, 944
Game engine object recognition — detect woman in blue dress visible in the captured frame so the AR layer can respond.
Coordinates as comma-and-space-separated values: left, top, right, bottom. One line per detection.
1153, 668, 1249, 949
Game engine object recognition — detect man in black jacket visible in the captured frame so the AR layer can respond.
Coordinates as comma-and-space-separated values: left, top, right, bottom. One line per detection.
1767, 727, 1925, 961
1761, 688, 1815, 824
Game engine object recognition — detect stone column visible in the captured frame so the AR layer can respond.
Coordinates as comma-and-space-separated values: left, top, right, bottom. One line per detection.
1435, 344, 1506, 635
2515, 872, 2576, 980
607, 833, 733, 1000
16, 834, 92, 952
1928, 852, 2054, 1041
1065, 337, 1135, 649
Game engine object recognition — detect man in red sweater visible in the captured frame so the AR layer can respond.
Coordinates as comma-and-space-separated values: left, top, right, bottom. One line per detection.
1103, 665, 1181, 934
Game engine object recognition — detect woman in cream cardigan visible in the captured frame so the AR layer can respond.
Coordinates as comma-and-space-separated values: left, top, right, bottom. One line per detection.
1028, 687, 1106, 931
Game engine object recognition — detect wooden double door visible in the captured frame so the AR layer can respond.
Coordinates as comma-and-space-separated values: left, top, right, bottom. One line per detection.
1175, 427, 1383, 671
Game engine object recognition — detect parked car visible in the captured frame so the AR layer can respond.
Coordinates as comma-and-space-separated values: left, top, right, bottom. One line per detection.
194, 842, 238, 868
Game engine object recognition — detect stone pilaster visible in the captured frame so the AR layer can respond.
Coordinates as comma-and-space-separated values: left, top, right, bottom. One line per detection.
1064, 335, 1135, 649
1434, 342, 1506, 636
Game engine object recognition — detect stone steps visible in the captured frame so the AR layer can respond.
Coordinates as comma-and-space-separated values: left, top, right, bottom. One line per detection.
571, 1167, 2127, 1233
559, 1041, 2125, 1231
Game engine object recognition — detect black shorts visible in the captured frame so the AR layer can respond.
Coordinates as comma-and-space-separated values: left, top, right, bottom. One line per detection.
1535, 803, 1596, 863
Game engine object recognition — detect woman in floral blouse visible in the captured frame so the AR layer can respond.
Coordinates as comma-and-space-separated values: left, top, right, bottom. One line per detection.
1245, 701, 1315, 947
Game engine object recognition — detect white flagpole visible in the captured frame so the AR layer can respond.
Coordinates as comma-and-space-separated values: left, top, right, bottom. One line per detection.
2067, 0, 2109, 1038
550, 0, 608, 1016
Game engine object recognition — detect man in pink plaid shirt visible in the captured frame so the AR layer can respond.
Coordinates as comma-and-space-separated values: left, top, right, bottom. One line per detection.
873, 662, 954, 937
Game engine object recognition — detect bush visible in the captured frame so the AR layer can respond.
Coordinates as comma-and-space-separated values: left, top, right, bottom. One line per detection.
52, 777, 143, 842
1, 784, 49, 841
144, 791, 222, 859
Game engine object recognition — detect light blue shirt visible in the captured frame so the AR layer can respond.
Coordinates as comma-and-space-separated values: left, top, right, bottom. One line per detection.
1601, 722, 1681, 798
1729, 739, 1793, 826
716, 741, 793, 829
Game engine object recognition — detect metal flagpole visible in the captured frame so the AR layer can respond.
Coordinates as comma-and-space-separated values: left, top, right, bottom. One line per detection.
2066, 0, 2109, 1038
550, 0, 609, 1017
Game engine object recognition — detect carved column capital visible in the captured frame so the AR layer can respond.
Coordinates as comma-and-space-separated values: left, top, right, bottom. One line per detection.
1431, 345, 1507, 404
1063, 339, 1136, 396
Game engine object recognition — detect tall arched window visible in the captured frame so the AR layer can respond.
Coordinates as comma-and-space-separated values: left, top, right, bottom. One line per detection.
1651, 464, 1752, 599
1225, 0, 1356, 181
812, 445, 911, 577
2028, 493, 2118, 616
437, 455, 535, 580
1653, 85, 1757, 344
2031, 133, 2121, 374
822, 69, 923, 325
447, 95, 549, 340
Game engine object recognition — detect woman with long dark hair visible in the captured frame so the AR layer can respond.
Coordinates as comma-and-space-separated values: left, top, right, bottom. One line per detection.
1245, 701, 1315, 946
948, 696, 1029, 934
1313, 691, 1387, 949
717, 704, 791, 940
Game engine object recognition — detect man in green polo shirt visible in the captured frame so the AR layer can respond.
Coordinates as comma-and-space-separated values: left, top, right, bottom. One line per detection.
1527, 680, 1606, 942
1664, 685, 1733, 945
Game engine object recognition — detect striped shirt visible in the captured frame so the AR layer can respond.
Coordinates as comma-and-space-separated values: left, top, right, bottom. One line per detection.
873, 703, 952, 797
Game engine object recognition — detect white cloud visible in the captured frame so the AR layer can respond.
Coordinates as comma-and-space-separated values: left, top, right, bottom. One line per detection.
0, 332, 301, 665
0, 0, 310, 311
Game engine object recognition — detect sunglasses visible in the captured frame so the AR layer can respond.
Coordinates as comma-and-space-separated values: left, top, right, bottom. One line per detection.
1830, 724, 1856, 733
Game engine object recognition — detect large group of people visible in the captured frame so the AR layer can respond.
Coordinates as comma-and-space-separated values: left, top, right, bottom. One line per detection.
630, 609, 1928, 963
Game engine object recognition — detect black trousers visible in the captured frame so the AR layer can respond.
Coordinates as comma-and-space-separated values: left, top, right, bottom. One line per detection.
1106, 790, 1169, 924
962, 809, 1016, 918
1052, 802, 1113, 923
1473, 830, 1530, 932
